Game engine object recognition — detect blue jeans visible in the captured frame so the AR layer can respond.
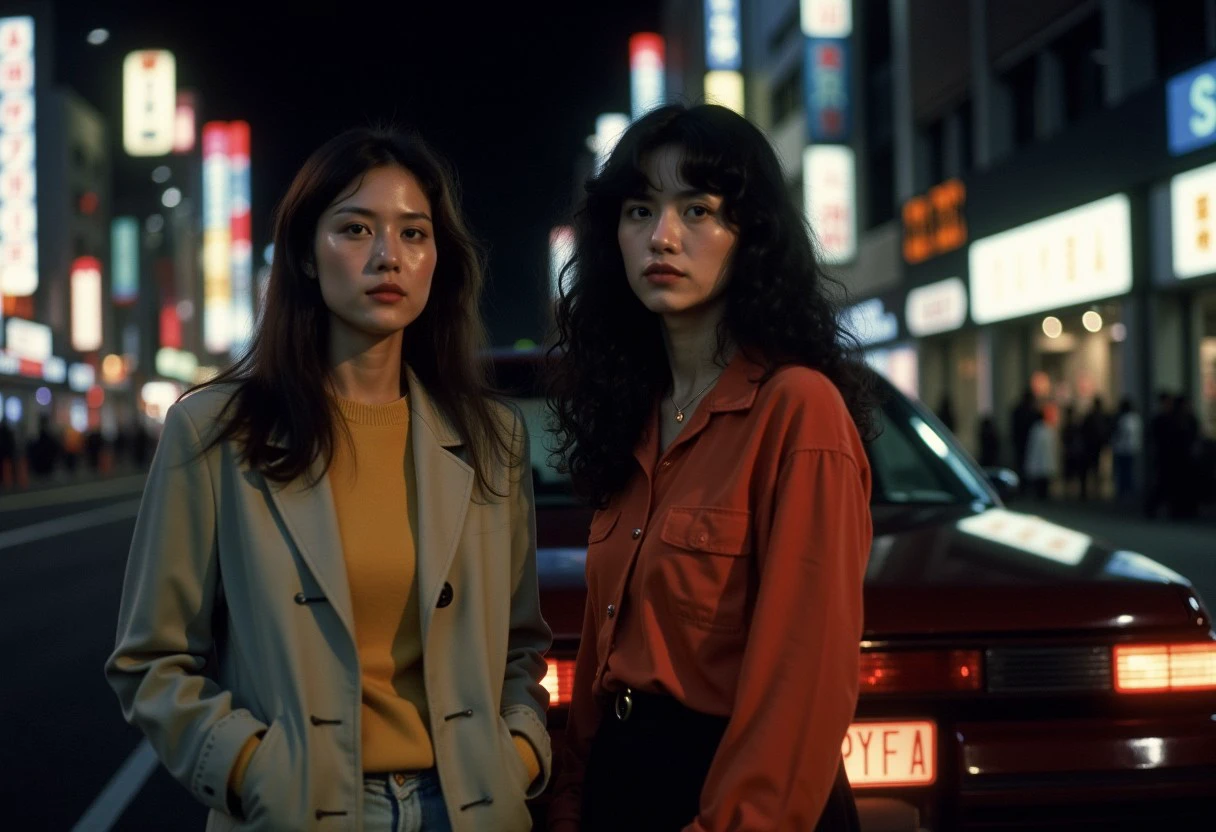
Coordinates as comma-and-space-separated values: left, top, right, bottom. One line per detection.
363, 769, 452, 832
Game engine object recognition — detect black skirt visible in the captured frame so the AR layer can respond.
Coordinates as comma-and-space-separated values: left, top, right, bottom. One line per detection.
581, 688, 860, 832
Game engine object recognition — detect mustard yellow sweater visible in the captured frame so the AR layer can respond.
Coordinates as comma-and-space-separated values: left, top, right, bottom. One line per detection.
229, 396, 537, 798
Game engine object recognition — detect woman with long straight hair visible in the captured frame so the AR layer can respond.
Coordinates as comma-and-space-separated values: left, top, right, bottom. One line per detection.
107, 128, 551, 832
546, 104, 877, 831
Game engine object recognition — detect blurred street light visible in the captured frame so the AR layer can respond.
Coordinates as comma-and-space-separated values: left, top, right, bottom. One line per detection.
1042, 316, 1063, 338
87, 28, 109, 46
162, 187, 182, 208
152, 165, 171, 183
1082, 310, 1104, 332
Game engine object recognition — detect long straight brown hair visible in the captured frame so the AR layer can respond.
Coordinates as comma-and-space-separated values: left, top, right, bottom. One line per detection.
188, 127, 512, 495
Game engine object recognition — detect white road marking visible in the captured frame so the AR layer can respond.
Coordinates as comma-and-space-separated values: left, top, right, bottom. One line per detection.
70, 739, 160, 832
0, 475, 147, 513
0, 498, 142, 551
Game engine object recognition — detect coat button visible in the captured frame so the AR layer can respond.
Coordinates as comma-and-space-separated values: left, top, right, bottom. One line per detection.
631, 528, 642, 539
607, 604, 616, 619
437, 582, 454, 608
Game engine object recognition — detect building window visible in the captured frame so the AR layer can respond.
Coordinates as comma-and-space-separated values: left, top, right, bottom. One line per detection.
767, 4, 801, 55
957, 100, 974, 174
919, 118, 945, 191
1003, 57, 1038, 148
1054, 12, 1104, 125
1155, 0, 1209, 77
771, 63, 803, 126
864, 0, 894, 228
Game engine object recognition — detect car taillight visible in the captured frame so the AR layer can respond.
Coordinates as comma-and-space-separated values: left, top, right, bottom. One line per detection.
1113, 643, 1216, 693
542, 658, 577, 707
859, 649, 982, 694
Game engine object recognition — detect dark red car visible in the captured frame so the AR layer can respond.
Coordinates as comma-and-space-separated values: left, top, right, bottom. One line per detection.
494, 350, 1216, 831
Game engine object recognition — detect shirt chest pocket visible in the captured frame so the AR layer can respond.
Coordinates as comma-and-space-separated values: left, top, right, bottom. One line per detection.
656, 506, 753, 633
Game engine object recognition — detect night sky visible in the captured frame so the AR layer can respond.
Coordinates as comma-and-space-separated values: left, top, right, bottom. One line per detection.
50, 1, 662, 345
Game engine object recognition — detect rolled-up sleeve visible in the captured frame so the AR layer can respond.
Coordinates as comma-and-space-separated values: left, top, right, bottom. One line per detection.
687, 447, 871, 831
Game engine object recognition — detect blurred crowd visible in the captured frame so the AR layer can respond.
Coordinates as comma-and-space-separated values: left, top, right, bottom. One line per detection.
963, 390, 1215, 519
0, 415, 158, 492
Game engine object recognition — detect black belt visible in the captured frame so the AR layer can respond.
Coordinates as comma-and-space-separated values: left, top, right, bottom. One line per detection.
608, 687, 728, 727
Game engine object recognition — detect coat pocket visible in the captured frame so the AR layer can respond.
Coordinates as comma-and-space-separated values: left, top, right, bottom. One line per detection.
235, 718, 289, 829
657, 506, 753, 633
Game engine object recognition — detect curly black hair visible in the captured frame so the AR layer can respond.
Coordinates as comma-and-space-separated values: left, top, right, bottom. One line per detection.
548, 104, 879, 508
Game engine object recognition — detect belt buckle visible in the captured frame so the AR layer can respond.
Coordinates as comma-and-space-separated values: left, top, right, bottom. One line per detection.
614, 687, 633, 722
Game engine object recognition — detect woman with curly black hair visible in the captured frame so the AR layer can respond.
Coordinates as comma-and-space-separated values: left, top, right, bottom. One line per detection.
546, 104, 877, 832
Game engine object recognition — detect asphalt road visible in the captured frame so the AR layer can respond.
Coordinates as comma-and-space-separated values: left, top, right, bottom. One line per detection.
3, 478, 1214, 831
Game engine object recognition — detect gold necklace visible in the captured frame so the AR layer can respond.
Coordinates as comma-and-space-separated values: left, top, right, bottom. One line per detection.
670, 375, 721, 423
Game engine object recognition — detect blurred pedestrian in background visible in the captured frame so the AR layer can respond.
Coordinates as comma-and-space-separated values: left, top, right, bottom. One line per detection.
1112, 397, 1142, 502
1025, 406, 1059, 500
978, 415, 1001, 468
1011, 388, 1037, 493
1062, 406, 1088, 500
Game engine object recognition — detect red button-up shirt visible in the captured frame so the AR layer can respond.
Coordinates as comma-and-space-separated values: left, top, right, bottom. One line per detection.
549, 352, 873, 831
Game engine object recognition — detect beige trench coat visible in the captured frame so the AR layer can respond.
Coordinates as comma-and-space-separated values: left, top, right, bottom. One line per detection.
105, 369, 552, 831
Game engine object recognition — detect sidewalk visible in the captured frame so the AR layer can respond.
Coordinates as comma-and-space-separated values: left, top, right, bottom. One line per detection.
0, 470, 148, 515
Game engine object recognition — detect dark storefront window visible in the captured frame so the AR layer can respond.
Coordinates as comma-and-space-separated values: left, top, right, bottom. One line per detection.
1004, 57, 1038, 149
1156, 0, 1210, 77
770, 63, 802, 126
958, 99, 974, 173
865, 0, 895, 227
920, 118, 945, 189
1055, 13, 1105, 125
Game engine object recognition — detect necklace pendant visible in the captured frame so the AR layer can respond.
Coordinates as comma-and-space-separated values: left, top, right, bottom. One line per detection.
674, 410, 685, 423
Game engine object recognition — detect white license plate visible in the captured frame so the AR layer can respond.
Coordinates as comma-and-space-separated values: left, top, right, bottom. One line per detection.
842, 720, 937, 787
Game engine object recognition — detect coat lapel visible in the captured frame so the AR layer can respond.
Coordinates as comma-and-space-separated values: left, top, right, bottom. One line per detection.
265, 461, 357, 638
406, 367, 474, 643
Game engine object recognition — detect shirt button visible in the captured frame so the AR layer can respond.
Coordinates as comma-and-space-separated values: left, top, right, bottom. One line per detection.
607, 604, 616, 619
631, 528, 642, 539
698, 533, 708, 544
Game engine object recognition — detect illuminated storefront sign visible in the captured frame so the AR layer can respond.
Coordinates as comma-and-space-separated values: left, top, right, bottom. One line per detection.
864, 344, 919, 399
903, 179, 966, 264
1167, 57, 1216, 156
174, 90, 196, 154
704, 0, 741, 72
1169, 158, 1216, 279
156, 346, 197, 382
969, 194, 1132, 325
630, 33, 666, 120
0, 15, 37, 297
5, 316, 49, 361
803, 145, 856, 264
549, 225, 575, 300
68, 361, 94, 393
841, 296, 899, 346
801, 0, 852, 38
203, 121, 232, 353
593, 113, 629, 173
906, 277, 967, 337
704, 70, 744, 115
42, 355, 64, 383
70, 256, 103, 351
229, 121, 253, 353
803, 38, 850, 143
111, 216, 139, 304
123, 50, 176, 156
